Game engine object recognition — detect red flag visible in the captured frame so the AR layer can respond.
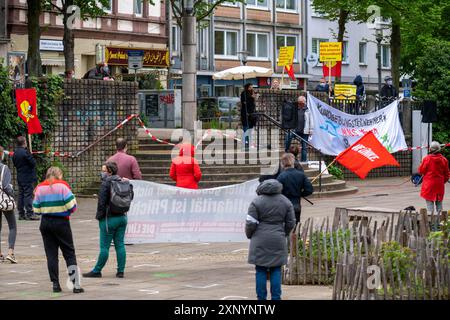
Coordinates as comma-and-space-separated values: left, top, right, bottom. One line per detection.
336, 131, 400, 179
15, 88, 42, 134
322, 61, 342, 78
284, 64, 296, 81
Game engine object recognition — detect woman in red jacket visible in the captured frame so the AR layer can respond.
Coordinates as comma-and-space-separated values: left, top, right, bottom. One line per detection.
170, 144, 202, 189
418, 141, 450, 213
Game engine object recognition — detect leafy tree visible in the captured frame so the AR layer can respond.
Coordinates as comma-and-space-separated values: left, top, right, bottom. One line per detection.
43, 0, 111, 73
311, 0, 367, 81
27, 0, 42, 77
414, 40, 450, 160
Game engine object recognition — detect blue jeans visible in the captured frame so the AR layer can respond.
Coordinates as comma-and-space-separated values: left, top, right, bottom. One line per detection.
255, 265, 282, 300
285, 131, 309, 162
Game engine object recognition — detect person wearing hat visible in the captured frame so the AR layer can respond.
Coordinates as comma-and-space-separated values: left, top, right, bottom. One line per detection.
380, 76, 398, 99
418, 141, 450, 213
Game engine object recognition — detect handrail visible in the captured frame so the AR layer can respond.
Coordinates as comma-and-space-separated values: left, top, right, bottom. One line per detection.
253, 112, 325, 192
253, 112, 322, 154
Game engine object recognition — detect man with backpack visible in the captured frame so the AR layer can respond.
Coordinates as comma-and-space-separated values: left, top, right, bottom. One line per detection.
83, 161, 134, 279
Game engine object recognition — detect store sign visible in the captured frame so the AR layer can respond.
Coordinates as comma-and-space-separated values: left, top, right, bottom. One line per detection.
105, 47, 169, 67
40, 39, 64, 51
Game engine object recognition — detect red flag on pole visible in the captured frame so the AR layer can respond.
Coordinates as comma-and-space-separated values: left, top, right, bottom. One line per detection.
15, 88, 43, 134
284, 64, 296, 81
336, 131, 400, 179
322, 61, 342, 78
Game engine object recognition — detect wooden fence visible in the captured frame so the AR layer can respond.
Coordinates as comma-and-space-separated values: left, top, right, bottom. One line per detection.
283, 208, 449, 300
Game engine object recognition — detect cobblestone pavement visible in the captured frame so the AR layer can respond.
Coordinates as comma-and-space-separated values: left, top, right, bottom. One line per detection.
0, 177, 448, 300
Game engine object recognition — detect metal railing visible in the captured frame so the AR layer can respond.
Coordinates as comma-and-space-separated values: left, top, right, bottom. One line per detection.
253, 112, 325, 192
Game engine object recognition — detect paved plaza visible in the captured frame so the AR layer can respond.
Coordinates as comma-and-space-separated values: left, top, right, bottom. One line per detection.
0, 177, 449, 300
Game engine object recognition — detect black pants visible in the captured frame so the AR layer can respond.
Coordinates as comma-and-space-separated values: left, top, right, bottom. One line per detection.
18, 183, 34, 217
294, 207, 301, 225
39, 216, 78, 283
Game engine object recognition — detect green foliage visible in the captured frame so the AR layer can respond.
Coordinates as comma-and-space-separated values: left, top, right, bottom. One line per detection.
0, 61, 26, 148
0, 66, 65, 182
328, 164, 344, 180
42, 0, 112, 19
380, 241, 415, 280
137, 73, 164, 90
414, 40, 450, 161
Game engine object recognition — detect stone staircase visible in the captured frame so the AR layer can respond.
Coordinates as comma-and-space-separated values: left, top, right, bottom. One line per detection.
80, 131, 358, 197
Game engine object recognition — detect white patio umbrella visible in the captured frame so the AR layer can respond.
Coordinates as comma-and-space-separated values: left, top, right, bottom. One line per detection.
212, 65, 273, 80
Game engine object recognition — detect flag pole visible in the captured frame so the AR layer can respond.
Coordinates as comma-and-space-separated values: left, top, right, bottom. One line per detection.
28, 133, 33, 153
328, 61, 332, 98
311, 158, 337, 183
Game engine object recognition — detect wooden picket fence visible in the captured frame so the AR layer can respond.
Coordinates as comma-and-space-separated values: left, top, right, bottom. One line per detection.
283, 208, 449, 300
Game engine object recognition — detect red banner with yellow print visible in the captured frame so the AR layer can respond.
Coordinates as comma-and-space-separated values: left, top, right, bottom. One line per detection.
15, 88, 43, 134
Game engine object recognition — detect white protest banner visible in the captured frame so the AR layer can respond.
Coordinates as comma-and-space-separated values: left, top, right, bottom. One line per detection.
125, 179, 259, 243
307, 93, 407, 156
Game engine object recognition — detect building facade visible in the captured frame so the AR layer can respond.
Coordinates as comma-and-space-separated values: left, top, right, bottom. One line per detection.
305, 0, 392, 90
2, 0, 168, 79
169, 0, 309, 97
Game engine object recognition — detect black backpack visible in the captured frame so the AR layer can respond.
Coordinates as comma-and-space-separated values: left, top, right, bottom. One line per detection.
109, 179, 134, 215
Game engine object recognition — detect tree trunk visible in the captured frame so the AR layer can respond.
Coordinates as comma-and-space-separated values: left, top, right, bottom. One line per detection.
26, 0, 42, 77
390, 19, 401, 94
63, 1, 75, 74
336, 9, 349, 83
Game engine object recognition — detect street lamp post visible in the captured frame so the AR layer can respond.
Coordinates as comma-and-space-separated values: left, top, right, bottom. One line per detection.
375, 28, 383, 107
182, 0, 197, 131
238, 51, 249, 148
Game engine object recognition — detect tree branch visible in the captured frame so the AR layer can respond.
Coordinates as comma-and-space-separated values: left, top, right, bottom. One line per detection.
196, 0, 224, 22
170, 0, 183, 28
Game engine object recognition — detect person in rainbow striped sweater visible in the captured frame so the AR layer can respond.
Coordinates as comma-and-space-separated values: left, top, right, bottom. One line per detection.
33, 167, 84, 294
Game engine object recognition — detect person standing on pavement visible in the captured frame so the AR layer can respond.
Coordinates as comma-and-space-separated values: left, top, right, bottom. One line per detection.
107, 138, 142, 180
277, 153, 314, 224
284, 96, 314, 162
418, 141, 450, 213
170, 143, 202, 189
12, 136, 39, 221
33, 167, 84, 293
0, 147, 18, 264
84, 161, 130, 279
245, 179, 295, 300
240, 83, 257, 150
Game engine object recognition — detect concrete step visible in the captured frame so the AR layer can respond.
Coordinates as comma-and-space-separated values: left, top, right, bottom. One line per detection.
135, 152, 283, 161
309, 186, 359, 198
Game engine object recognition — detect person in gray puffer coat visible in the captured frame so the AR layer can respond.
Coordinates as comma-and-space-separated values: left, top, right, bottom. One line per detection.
245, 179, 296, 300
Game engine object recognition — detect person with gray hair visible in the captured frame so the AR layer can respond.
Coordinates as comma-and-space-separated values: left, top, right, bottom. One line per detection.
0, 146, 18, 263
277, 153, 314, 224
284, 95, 314, 162
418, 141, 450, 213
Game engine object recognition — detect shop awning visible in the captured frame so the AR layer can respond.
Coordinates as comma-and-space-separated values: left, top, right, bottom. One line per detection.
41, 58, 65, 66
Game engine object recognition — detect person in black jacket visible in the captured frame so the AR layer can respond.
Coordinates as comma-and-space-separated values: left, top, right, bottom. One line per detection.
380, 76, 398, 100
240, 83, 257, 150
12, 136, 39, 221
83, 161, 128, 279
276, 153, 313, 224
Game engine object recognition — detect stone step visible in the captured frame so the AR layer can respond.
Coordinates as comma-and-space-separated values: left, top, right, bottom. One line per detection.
140, 173, 336, 184
139, 165, 322, 177
309, 186, 359, 198
135, 152, 283, 161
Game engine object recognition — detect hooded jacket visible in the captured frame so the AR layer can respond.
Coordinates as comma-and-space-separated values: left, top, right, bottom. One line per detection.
353, 75, 365, 99
245, 179, 295, 267
169, 144, 202, 189
418, 153, 450, 202
0, 162, 14, 197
